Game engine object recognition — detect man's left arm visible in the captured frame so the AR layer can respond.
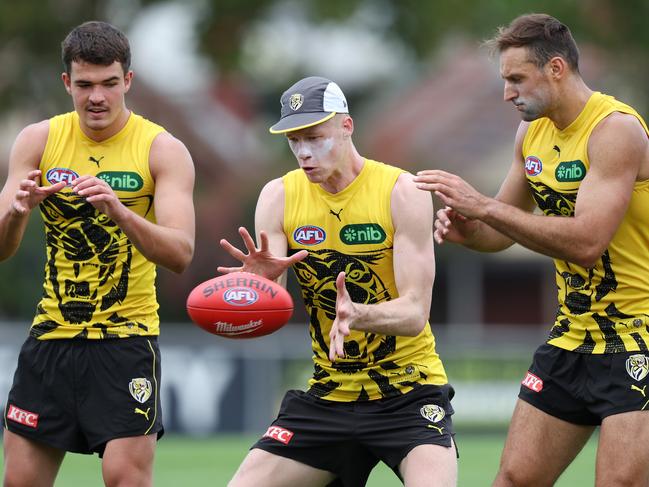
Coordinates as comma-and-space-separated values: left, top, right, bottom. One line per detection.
329, 173, 434, 360
72, 132, 195, 273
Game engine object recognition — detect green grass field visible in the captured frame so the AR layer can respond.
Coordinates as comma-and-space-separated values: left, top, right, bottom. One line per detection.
0, 433, 598, 486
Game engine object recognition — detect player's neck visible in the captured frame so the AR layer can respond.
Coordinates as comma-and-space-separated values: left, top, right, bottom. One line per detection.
80, 107, 131, 142
319, 150, 365, 194
550, 78, 593, 130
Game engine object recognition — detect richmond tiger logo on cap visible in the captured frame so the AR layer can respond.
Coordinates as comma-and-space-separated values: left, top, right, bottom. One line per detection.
289, 93, 303, 111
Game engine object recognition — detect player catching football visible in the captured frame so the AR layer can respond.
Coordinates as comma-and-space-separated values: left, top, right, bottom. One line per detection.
1, 22, 194, 487
218, 76, 456, 486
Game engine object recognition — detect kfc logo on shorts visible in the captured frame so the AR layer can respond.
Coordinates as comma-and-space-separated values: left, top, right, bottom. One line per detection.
524, 156, 543, 176
522, 371, 544, 392
263, 426, 294, 445
6, 404, 39, 428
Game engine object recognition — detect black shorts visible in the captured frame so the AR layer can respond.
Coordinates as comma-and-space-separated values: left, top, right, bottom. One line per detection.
253, 384, 455, 487
519, 343, 649, 425
4, 336, 163, 456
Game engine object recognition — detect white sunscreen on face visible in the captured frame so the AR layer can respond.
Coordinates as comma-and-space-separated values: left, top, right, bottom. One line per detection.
289, 137, 335, 160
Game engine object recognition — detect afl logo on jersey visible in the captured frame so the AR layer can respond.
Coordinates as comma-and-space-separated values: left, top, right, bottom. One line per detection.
46, 168, 79, 186
524, 156, 542, 176
223, 288, 258, 306
293, 225, 326, 246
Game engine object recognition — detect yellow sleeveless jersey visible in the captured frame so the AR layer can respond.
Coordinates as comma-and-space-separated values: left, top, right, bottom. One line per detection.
522, 92, 649, 353
33, 111, 164, 339
283, 159, 448, 402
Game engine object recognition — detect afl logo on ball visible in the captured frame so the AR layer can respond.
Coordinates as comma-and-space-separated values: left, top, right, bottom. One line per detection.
224, 288, 258, 306
524, 156, 542, 176
46, 167, 79, 186
293, 225, 326, 246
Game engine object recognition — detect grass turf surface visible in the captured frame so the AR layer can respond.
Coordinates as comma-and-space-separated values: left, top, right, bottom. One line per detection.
0, 433, 597, 486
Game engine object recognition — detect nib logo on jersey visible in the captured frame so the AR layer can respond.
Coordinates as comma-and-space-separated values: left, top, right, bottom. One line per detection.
556, 160, 586, 182
293, 225, 326, 245
97, 171, 143, 191
340, 224, 386, 245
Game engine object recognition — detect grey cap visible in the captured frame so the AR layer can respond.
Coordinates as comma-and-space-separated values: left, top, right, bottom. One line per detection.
269, 76, 349, 134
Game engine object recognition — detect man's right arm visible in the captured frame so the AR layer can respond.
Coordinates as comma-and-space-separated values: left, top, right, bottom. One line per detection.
218, 177, 307, 283
254, 177, 290, 287
0, 121, 63, 261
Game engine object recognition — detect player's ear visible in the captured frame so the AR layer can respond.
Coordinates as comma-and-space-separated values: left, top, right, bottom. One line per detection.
123, 70, 134, 93
548, 56, 567, 80
62, 72, 72, 95
342, 115, 354, 137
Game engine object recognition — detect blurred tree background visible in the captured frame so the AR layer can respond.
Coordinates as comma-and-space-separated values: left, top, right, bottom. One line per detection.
0, 0, 647, 322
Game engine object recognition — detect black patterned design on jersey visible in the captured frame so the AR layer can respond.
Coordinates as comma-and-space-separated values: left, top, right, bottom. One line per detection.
595, 251, 617, 301
528, 180, 577, 216
548, 317, 572, 342
36, 192, 152, 336
573, 330, 596, 353
591, 312, 627, 353
630, 332, 649, 352
294, 248, 398, 397
309, 380, 341, 398
545, 198, 620, 352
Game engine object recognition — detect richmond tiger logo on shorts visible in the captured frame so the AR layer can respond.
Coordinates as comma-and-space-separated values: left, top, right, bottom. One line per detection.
626, 354, 649, 381
129, 378, 153, 403
420, 404, 445, 423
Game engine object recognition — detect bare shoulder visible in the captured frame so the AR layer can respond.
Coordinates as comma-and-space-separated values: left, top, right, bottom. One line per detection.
11, 120, 50, 161
150, 131, 192, 160
393, 172, 431, 207
149, 131, 194, 178
592, 111, 647, 142
392, 172, 433, 233
589, 112, 648, 169
259, 177, 285, 205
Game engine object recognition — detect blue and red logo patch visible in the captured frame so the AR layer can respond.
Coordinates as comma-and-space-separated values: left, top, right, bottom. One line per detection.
524, 156, 542, 176
223, 288, 258, 306
293, 225, 326, 246
46, 168, 79, 186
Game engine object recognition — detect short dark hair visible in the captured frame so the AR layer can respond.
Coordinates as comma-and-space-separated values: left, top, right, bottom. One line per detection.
61, 21, 131, 75
485, 13, 580, 72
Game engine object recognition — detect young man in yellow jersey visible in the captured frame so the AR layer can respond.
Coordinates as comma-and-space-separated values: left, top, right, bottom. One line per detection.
415, 13, 649, 486
219, 77, 457, 486
1, 21, 195, 486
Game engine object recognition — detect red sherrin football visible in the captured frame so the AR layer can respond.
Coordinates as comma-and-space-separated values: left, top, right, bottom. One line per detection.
186, 272, 293, 338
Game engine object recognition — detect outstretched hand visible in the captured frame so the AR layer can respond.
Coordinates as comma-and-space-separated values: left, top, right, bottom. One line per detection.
217, 226, 308, 281
414, 169, 487, 219
329, 271, 357, 361
11, 170, 66, 216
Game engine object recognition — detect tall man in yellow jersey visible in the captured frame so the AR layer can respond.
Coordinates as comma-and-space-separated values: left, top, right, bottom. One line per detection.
415, 13, 649, 487
1, 21, 195, 487
219, 77, 457, 486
